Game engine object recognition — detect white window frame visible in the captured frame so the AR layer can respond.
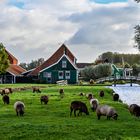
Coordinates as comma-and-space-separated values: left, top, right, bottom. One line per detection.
43, 72, 51, 78
65, 71, 70, 79
58, 71, 64, 79
62, 61, 67, 68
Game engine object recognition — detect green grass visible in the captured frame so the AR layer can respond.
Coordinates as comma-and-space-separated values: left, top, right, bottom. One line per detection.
0, 84, 140, 140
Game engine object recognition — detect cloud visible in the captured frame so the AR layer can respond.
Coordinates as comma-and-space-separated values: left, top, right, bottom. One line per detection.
0, 0, 139, 63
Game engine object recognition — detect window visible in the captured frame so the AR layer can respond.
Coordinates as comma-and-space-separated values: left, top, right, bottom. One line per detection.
58, 71, 64, 79
62, 61, 67, 68
43, 72, 51, 78
65, 71, 70, 79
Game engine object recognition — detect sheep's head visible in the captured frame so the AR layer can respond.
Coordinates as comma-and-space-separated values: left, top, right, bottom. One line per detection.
112, 113, 118, 120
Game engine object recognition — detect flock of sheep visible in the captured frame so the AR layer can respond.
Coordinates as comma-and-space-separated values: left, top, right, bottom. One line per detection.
71, 90, 140, 120
0, 87, 140, 119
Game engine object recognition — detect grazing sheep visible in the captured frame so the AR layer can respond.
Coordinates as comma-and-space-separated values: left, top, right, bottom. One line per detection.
14, 101, 25, 116
90, 98, 99, 111
59, 89, 64, 98
99, 90, 104, 97
113, 93, 119, 101
89, 79, 94, 84
129, 104, 140, 117
1, 88, 13, 95
96, 105, 118, 120
86, 93, 93, 100
40, 95, 49, 104
2, 95, 10, 104
79, 92, 85, 96
70, 101, 89, 117
32, 87, 41, 93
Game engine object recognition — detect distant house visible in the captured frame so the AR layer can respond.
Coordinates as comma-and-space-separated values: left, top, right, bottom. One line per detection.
0, 49, 26, 84
28, 44, 78, 84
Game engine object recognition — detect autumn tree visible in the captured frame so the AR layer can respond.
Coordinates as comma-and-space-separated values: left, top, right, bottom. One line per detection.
0, 43, 9, 74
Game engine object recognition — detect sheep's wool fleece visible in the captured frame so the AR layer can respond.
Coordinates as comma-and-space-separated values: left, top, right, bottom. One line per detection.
14, 101, 25, 109
96, 105, 116, 115
89, 99, 99, 107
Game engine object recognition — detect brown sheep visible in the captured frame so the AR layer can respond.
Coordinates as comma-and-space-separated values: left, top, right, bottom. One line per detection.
32, 87, 41, 93
70, 101, 89, 117
14, 101, 25, 116
40, 95, 49, 104
86, 93, 93, 100
59, 89, 64, 98
99, 90, 104, 97
129, 104, 140, 117
113, 93, 119, 101
1, 88, 13, 95
96, 105, 118, 120
2, 95, 10, 104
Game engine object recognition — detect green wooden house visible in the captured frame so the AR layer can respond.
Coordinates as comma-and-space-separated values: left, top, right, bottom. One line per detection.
28, 44, 78, 84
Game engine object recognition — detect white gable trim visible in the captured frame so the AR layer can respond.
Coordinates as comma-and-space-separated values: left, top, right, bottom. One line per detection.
39, 54, 78, 73
6, 70, 16, 76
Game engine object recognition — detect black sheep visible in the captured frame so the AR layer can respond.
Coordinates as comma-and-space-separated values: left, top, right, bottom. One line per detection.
2, 95, 10, 104
70, 101, 89, 117
113, 93, 119, 101
14, 101, 25, 116
40, 95, 49, 104
99, 90, 104, 97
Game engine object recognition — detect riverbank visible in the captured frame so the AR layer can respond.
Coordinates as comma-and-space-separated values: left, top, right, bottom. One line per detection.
0, 84, 140, 140
108, 83, 140, 106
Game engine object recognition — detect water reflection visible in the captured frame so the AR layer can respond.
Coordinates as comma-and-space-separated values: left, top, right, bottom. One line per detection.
108, 84, 140, 106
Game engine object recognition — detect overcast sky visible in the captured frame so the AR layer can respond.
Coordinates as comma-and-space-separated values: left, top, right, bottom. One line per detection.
0, 0, 140, 63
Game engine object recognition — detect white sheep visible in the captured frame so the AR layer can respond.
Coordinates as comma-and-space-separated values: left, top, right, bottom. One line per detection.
90, 98, 99, 111
96, 105, 118, 120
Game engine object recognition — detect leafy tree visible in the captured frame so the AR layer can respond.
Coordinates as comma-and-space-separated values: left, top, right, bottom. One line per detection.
95, 52, 140, 66
0, 43, 9, 74
19, 63, 28, 70
82, 64, 112, 80
19, 58, 45, 70
124, 63, 130, 68
132, 64, 140, 76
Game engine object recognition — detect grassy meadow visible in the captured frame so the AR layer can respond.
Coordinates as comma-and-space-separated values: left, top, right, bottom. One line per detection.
0, 84, 140, 140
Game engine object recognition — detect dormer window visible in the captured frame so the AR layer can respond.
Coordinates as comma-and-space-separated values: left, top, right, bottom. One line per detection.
62, 61, 67, 68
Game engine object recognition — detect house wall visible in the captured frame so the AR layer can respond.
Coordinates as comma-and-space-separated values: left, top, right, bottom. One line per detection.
39, 57, 77, 84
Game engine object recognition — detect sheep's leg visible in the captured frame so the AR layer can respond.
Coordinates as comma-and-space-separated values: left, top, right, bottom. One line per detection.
16, 111, 18, 116
74, 110, 77, 117
107, 116, 111, 120
97, 115, 101, 120
78, 110, 82, 116
70, 108, 73, 117
78, 110, 80, 116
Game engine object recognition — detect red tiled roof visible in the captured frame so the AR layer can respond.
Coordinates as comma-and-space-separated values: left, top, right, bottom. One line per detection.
76, 63, 92, 69
7, 64, 26, 76
5, 49, 18, 65
28, 44, 76, 76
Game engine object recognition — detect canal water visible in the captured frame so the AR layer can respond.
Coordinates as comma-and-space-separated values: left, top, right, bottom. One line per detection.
108, 83, 140, 106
